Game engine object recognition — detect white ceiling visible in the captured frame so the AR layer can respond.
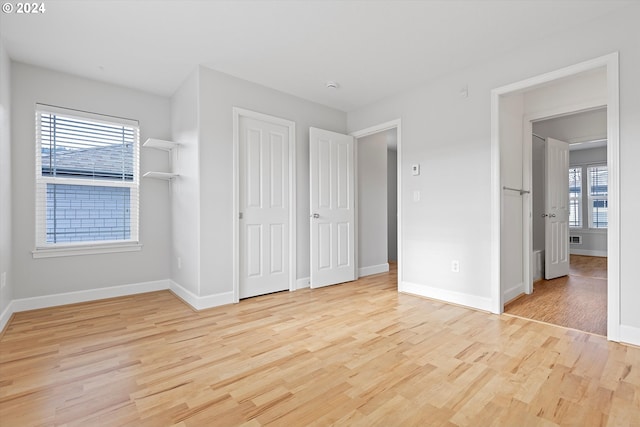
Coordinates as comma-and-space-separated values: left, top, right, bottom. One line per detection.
0, 1, 634, 112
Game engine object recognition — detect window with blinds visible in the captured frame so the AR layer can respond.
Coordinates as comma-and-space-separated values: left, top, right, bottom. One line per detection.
568, 167, 582, 228
35, 105, 140, 248
567, 163, 607, 231
588, 165, 608, 229
569, 167, 582, 228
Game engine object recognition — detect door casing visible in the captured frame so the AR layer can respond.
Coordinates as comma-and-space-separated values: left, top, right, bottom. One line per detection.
232, 107, 296, 303
351, 119, 403, 287
491, 52, 620, 341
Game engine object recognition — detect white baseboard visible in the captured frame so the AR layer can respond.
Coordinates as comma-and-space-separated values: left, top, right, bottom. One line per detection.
11, 279, 170, 313
296, 277, 310, 289
0, 300, 15, 333
401, 281, 493, 312
169, 280, 234, 310
570, 249, 607, 257
0, 279, 171, 333
0, 278, 237, 333
620, 324, 640, 347
504, 282, 525, 304
358, 263, 389, 277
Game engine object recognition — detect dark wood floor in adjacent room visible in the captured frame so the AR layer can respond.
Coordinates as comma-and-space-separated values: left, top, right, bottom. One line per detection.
2, 261, 638, 426
505, 255, 607, 336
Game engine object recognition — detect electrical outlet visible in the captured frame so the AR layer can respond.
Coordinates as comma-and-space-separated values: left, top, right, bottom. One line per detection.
1, 272, 6, 289
177, 257, 182, 270
451, 260, 460, 273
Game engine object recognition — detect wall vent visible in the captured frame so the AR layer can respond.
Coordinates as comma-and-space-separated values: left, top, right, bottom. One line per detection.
569, 235, 582, 244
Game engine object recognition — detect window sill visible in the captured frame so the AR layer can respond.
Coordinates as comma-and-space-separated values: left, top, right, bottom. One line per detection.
32, 242, 143, 259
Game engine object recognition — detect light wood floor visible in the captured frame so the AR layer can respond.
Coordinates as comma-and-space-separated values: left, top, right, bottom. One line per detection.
1, 266, 639, 426
505, 255, 607, 336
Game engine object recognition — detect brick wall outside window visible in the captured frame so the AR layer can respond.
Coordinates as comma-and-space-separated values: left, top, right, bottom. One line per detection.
46, 184, 130, 243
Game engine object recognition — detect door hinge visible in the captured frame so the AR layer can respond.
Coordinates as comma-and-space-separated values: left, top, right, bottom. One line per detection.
239, 212, 243, 219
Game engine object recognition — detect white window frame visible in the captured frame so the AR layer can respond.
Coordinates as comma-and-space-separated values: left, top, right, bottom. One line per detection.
568, 163, 607, 233
568, 166, 582, 229
33, 105, 142, 258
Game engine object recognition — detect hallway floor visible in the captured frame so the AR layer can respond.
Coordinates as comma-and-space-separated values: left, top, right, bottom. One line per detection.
504, 255, 607, 336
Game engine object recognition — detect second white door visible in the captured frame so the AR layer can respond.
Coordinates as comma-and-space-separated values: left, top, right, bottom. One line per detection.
239, 115, 290, 298
544, 137, 570, 279
309, 127, 356, 288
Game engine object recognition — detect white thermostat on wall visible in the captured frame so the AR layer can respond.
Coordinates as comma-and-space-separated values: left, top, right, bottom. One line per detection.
411, 164, 420, 176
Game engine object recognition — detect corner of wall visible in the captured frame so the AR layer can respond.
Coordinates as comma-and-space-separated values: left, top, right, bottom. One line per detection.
0, 38, 14, 332
169, 279, 233, 311
169, 68, 202, 297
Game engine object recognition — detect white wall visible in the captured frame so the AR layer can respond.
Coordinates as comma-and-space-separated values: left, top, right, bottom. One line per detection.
357, 132, 388, 272
523, 69, 607, 117
349, 76, 493, 309
11, 63, 172, 299
388, 148, 398, 262
570, 146, 607, 165
0, 40, 13, 325
533, 108, 607, 143
500, 94, 525, 303
170, 70, 201, 296
347, 3, 640, 335
194, 66, 346, 298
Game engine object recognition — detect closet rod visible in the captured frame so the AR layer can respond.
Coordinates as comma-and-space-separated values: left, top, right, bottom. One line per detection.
503, 186, 530, 195
533, 133, 545, 140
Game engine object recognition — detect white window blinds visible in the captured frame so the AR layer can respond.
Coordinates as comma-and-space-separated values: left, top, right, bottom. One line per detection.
588, 165, 608, 229
35, 105, 140, 248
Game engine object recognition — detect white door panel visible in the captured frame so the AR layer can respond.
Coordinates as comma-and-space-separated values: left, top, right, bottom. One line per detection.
270, 223, 284, 273
545, 137, 570, 279
310, 127, 355, 288
246, 224, 262, 277
240, 116, 290, 298
337, 222, 350, 267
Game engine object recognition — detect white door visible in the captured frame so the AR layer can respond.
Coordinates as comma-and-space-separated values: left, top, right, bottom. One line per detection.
239, 116, 290, 298
544, 137, 570, 279
309, 127, 356, 288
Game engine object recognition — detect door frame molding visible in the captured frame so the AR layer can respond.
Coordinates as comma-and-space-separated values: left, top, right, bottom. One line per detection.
232, 107, 297, 303
490, 52, 620, 341
351, 119, 402, 286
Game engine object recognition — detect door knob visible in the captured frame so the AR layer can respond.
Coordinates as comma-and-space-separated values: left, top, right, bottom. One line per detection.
311, 213, 320, 218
